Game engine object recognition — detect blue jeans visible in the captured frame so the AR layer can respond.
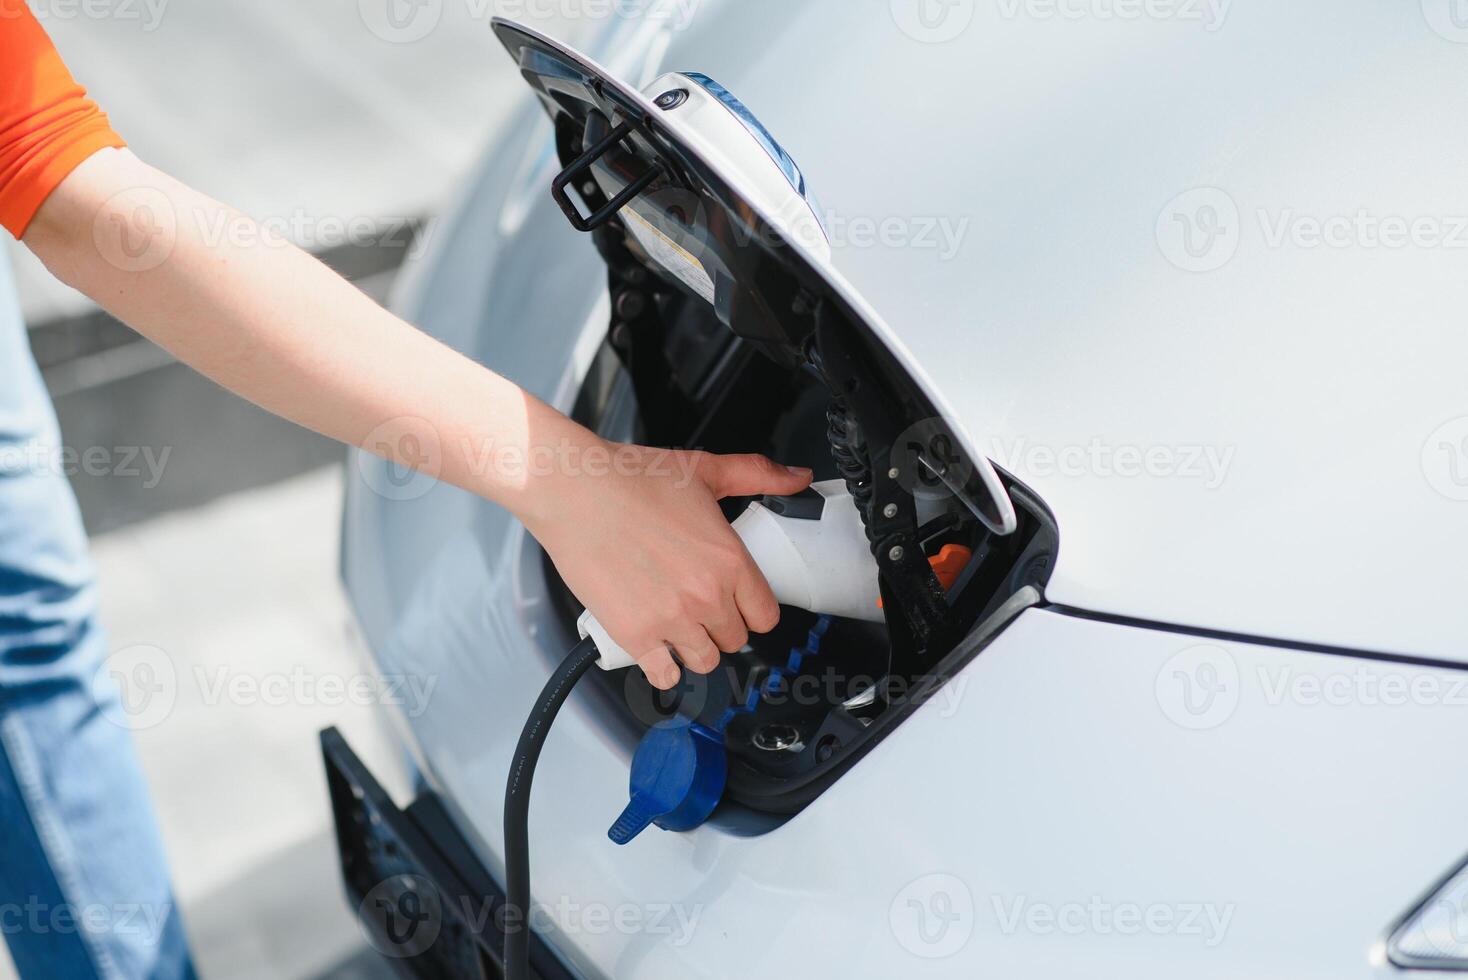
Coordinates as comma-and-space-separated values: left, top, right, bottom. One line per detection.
0, 255, 194, 980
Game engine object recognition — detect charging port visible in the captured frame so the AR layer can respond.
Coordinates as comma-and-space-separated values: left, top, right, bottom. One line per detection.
543, 282, 1056, 816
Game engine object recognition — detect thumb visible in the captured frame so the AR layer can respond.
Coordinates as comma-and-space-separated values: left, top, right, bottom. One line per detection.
702, 453, 814, 500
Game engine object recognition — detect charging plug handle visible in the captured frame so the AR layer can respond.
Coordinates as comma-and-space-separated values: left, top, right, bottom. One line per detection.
580, 480, 881, 671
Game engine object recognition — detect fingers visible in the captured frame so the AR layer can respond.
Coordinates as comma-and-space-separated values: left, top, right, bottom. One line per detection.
702, 602, 751, 655
635, 628, 722, 689
733, 563, 781, 636
633, 644, 681, 691
668, 628, 721, 675
702, 453, 814, 500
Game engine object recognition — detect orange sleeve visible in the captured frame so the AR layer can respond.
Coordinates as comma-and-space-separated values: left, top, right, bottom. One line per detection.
0, 0, 126, 239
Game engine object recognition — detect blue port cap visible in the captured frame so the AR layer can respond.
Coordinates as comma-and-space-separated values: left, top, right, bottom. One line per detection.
608, 718, 727, 845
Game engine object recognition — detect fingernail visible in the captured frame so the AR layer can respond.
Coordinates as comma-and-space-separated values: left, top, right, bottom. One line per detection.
787, 466, 813, 477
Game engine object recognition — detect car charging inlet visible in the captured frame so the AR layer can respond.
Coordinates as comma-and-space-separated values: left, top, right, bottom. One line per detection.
501, 488, 884, 980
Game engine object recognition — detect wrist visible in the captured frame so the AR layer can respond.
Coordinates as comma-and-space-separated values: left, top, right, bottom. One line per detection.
487, 415, 617, 533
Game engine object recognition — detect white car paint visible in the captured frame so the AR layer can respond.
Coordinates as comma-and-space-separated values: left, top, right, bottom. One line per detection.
343, 2, 1465, 975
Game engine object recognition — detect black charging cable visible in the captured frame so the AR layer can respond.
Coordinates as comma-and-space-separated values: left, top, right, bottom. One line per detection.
503, 635, 602, 980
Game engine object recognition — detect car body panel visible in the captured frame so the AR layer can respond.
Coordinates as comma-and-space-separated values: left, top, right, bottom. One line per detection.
378, 0, 1468, 664
341, 3, 1468, 975
583, 0, 1467, 662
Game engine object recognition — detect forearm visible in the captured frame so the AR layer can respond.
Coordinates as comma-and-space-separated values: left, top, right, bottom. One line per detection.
22, 147, 581, 522
20, 146, 813, 686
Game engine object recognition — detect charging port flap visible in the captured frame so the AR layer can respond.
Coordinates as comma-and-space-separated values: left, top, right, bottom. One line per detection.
492, 17, 1016, 539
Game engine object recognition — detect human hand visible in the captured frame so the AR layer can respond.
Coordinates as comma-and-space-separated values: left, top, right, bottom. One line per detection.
522, 438, 813, 690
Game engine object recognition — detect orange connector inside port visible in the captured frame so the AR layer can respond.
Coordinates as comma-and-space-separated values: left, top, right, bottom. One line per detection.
877, 543, 973, 608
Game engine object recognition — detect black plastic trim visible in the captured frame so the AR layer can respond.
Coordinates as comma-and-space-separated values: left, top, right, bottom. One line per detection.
321, 728, 575, 980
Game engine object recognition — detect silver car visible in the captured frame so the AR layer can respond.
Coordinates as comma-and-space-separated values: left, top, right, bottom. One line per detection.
326, 3, 1468, 976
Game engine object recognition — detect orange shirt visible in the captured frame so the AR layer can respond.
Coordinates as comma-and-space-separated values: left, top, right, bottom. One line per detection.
0, 0, 125, 238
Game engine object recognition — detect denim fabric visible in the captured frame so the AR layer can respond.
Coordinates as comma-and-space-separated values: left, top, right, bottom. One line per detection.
0, 254, 194, 980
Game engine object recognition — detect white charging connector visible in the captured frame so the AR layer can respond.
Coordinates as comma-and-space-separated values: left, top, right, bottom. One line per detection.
578, 480, 882, 671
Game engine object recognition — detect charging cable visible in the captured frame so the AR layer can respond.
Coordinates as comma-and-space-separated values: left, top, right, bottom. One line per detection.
503, 635, 601, 980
